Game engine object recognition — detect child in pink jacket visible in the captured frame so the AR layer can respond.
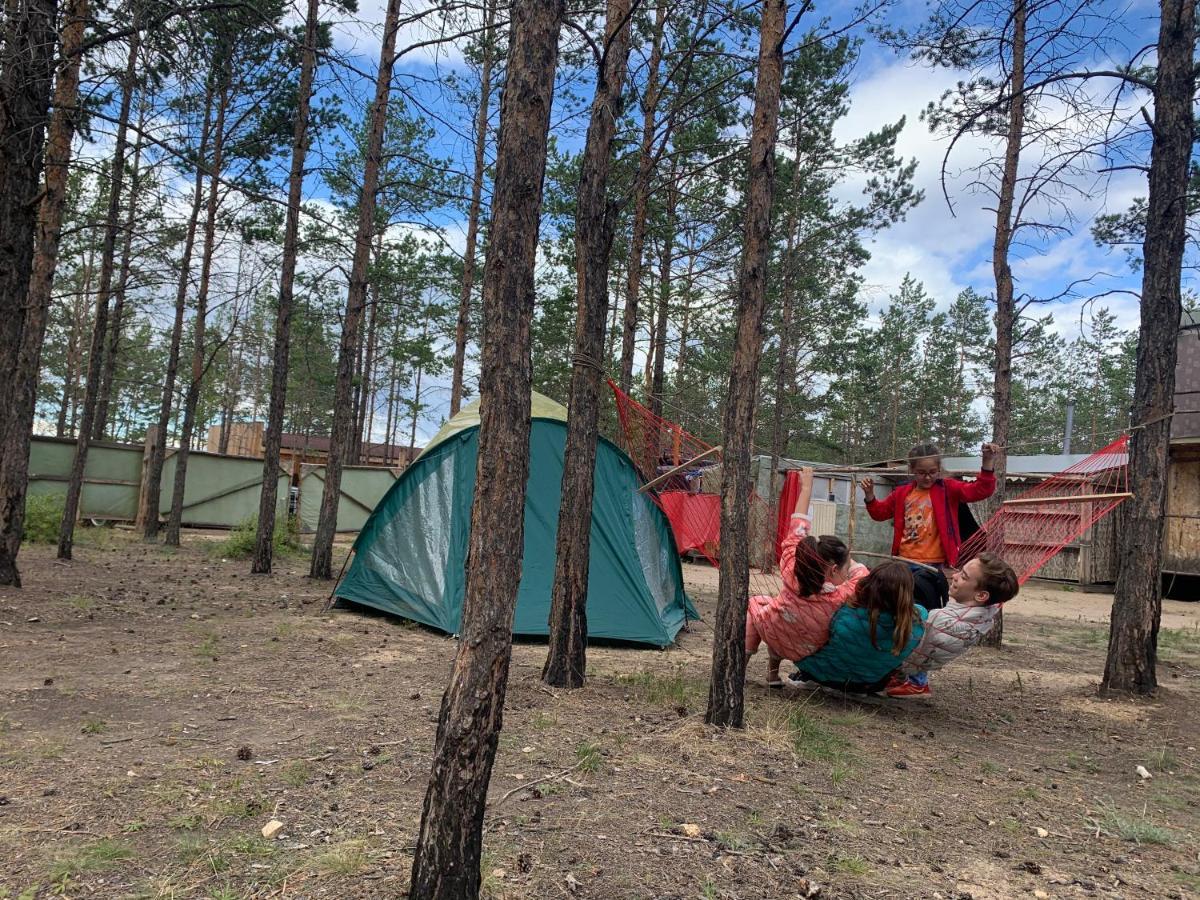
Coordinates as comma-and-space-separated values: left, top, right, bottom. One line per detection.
746, 467, 869, 686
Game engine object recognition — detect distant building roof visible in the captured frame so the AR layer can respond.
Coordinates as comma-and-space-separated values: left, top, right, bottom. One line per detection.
943, 452, 1127, 475
1184, 308, 1200, 329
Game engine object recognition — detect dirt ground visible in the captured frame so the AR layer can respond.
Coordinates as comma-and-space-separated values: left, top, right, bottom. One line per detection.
2, 529, 1199, 900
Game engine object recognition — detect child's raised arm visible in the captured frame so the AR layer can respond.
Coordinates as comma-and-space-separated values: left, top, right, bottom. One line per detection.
861, 476, 897, 521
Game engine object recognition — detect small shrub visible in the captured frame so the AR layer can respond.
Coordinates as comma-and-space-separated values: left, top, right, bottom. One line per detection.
21, 493, 63, 544
211, 514, 301, 560
575, 741, 603, 774
45, 839, 134, 880
829, 851, 871, 875
1098, 802, 1174, 845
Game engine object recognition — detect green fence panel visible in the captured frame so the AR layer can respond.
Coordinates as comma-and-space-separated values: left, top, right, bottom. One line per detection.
298, 464, 398, 533
27, 436, 142, 520
158, 451, 288, 528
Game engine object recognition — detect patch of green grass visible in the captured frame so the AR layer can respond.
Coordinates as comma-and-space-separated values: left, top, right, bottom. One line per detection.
786, 707, 849, 763
175, 833, 213, 865
830, 763, 853, 785
530, 711, 558, 730
1097, 802, 1175, 845
273, 621, 295, 640
168, 813, 204, 831
223, 835, 276, 858
1, 888, 41, 900
479, 850, 504, 900
617, 668, 699, 710
195, 632, 220, 659
121, 820, 147, 834
1066, 751, 1100, 774
213, 795, 261, 819
1060, 626, 1106, 649
575, 741, 602, 774
715, 829, 750, 852
700, 876, 719, 899
207, 886, 240, 900
1174, 872, 1200, 892
829, 851, 871, 876
210, 514, 301, 560
66, 595, 94, 612
980, 760, 1002, 776
1147, 747, 1178, 771
1158, 626, 1200, 658
282, 761, 311, 787
45, 839, 134, 881
312, 841, 369, 876
1015, 786, 1041, 802
80, 718, 106, 735
21, 493, 63, 544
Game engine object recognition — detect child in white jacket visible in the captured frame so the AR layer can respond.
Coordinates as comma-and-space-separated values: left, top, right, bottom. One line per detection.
886, 552, 1019, 698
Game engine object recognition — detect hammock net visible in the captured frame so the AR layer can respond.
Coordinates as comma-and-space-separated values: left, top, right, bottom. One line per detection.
958, 434, 1130, 585
608, 380, 784, 600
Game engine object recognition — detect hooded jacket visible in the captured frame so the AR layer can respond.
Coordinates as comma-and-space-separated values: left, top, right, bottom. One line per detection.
865, 470, 996, 566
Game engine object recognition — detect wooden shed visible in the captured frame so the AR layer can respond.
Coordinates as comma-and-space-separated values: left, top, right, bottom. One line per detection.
1166, 310, 1200, 597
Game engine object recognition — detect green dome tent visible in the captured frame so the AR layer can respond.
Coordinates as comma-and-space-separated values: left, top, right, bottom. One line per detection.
335, 392, 697, 647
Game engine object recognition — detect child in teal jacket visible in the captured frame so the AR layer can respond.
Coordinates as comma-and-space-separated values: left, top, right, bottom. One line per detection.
792, 561, 927, 694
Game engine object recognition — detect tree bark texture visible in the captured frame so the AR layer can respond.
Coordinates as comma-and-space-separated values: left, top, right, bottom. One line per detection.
705, 0, 787, 729
980, 0, 1025, 648
58, 26, 140, 560
309, 0, 403, 579
542, 0, 633, 689
165, 66, 229, 548
450, 0, 497, 417
408, 0, 563, 893
649, 176, 676, 419
1101, 0, 1194, 695
142, 85, 212, 540
252, 0, 320, 574
0, 0, 56, 443
0, 0, 87, 587
618, 1, 665, 392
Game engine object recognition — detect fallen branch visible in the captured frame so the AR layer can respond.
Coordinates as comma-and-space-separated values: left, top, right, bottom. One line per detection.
490, 760, 586, 809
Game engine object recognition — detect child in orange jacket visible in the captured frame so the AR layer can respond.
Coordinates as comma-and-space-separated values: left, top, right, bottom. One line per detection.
859, 442, 1000, 569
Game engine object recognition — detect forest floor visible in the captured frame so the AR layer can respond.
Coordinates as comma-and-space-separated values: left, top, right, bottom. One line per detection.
2, 528, 1199, 900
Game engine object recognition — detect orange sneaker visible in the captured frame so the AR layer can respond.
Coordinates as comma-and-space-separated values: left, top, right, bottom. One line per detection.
886, 680, 931, 698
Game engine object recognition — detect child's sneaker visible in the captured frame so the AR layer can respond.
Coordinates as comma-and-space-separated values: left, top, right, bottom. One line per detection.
886, 679, 931, 698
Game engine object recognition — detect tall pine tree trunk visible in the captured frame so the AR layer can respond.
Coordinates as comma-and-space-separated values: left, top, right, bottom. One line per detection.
1101, 0, 1194, 695
253, 0, 320, 573
981, 0, 1024, 647
94, 104, 145, 442
649, 177, 676, 417
356, 240, 383, 462
408, 0, 563, 892
310, 0, 403, 579
142, 84, 212, 540
164, 69, 229, 548
449, 0, 497, 417
705, 0, 787, 729
542, 0, 633, 689
58, 26, 141, 560
0, 0, 87, 587
618, 2, 665, 392
0, 0, 56, 457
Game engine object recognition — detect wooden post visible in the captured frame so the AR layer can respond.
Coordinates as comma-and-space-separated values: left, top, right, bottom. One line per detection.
135, 426, 157, 530
847, 475, 858, 556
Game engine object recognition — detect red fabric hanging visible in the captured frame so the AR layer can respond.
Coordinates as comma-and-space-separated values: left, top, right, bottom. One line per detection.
774, 469, 801, 564
658, 491, 721, 559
